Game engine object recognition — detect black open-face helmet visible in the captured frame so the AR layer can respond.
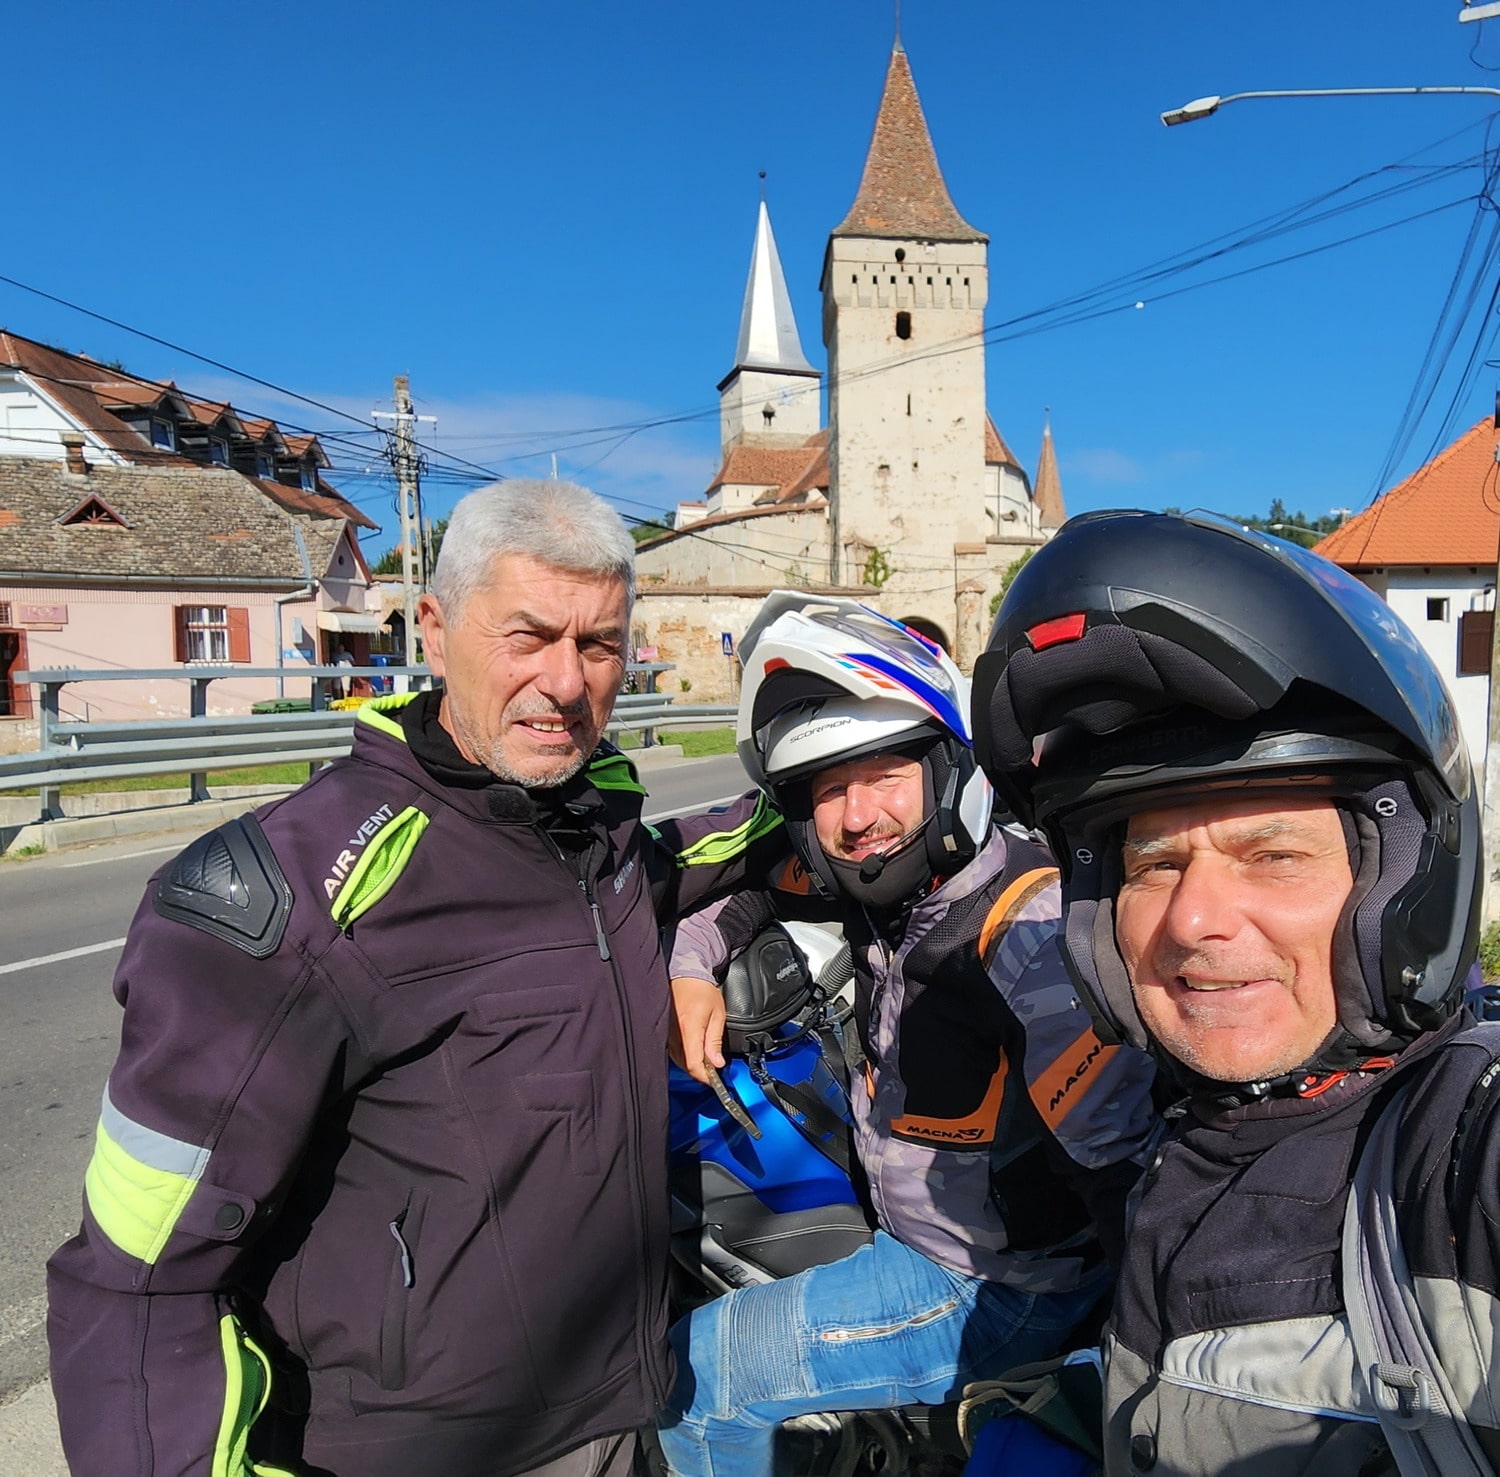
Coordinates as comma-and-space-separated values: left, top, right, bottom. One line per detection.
971, 511, 1479, 1079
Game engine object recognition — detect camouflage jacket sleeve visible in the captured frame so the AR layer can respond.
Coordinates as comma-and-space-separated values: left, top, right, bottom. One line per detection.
46, 840, 369, 1477
666, 890, 779, 982
988, 905, 1162, 1270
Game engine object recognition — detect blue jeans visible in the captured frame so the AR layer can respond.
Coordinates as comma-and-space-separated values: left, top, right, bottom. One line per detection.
656, 1231, 1108, 1477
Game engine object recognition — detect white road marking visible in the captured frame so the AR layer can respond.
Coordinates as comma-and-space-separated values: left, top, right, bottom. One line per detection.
56, 844, 182, 870
643, 794, 745, 824
0, 939, 127, 977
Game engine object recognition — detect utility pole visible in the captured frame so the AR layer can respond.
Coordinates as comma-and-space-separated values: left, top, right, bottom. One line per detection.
393, 376, 419, 666
372, 377, 436, 668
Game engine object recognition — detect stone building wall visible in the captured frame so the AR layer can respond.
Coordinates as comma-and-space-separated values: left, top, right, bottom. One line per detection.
632, 584, 880, 705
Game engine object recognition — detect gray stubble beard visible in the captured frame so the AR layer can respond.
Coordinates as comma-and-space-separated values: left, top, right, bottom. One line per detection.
448, 700, 597, 790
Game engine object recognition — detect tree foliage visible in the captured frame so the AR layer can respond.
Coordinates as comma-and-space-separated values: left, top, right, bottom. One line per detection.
861, 546, 893, 590
372, 516, 448, 576
632, 513, 674, 544
990, 547, 1036, 618
1160, 499, 1344, 550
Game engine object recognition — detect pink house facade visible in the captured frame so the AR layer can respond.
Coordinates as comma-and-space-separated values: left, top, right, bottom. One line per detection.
0, 331, 384, 745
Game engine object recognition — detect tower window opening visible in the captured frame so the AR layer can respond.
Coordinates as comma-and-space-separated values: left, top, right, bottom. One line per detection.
894, 247, 906, 263
927, 277, 933, 285
852, 274, 858, 284
762, 406, 775, 427
906, 394, 912, 416
964, 278, 970, 287
946, 278, 952, 286
890, 275, 897, 284
895, 311, 912, 340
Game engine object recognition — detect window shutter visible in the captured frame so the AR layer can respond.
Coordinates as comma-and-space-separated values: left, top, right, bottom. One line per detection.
227, 607, 251, 663
172, 606, 189, 664
1458, 610, 1494, 676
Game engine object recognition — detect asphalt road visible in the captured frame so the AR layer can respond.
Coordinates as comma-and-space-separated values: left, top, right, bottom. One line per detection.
0, 750, 753, 1412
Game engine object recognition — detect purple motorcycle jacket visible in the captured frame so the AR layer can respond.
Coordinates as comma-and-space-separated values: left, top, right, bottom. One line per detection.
47, 692, 781, 1477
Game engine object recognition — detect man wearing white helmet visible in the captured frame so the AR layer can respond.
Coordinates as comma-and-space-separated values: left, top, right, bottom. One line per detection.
658, 593, 1161, 1477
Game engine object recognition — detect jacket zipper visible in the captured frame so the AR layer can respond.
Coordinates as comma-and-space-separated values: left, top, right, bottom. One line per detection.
542, 827, 664, 1406
581, 878, 610, 960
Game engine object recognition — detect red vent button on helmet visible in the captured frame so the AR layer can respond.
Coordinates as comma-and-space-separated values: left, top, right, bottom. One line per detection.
1026, 613, 1087, 650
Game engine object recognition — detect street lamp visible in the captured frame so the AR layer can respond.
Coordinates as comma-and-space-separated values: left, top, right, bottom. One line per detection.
1159, 78, 1500, 924
1162, 86, 1500, 127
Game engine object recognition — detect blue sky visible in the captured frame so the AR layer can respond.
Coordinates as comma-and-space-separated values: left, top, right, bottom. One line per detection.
4, 1, 1499, 553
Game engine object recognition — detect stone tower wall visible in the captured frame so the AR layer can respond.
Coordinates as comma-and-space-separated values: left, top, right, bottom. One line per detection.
719, 367, 822, 450
823, 234, 990, 650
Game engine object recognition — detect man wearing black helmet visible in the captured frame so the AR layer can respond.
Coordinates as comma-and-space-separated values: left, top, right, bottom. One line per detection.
659, 592, 1161, 1477
971, 509, 1497, 1476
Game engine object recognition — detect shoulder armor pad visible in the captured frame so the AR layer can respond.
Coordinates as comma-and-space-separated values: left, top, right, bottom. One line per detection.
153, 814, 292, 958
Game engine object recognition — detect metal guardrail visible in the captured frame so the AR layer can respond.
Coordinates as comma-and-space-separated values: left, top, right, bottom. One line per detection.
0, 664, 734, 823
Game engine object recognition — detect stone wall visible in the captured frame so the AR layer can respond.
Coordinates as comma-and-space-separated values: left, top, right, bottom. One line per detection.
632, 585, 877, 705
636, 506, 832, 590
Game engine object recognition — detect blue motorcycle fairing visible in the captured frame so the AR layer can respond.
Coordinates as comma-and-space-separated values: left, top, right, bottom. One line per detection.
669, 1036, 857, 1214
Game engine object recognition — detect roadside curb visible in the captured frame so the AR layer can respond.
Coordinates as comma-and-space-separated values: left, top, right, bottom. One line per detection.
1, 793, 290, 857
626, 745, 685, 767
0, 1378, 65, 1476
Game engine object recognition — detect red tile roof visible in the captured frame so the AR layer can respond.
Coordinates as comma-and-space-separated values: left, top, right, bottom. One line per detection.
769, 439, 829, 505
1316, 416, 1500, 567
985, 416, 1019, 469
711, 437, 822, 494
832, 46, 985, 244
0, 328, 363, 524
1033, 425, 1066, 528
251, 476, 375, 531
0, 331, 168, 461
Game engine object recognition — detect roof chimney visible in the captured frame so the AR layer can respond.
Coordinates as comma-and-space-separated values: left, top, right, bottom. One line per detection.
60, 432, 89, 475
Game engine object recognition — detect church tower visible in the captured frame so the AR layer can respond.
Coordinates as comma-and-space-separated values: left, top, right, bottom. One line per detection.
821, 41, 989, 648
719, 200, 822, 453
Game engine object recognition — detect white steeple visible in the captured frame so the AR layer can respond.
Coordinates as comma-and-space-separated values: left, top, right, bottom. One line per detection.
718, 196, 821, 453
734, 201, 814, 373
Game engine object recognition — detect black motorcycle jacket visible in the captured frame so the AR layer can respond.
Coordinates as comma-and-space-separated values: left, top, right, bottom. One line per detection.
47, 691, 784, 1477
1104, 1011, 1500, 1475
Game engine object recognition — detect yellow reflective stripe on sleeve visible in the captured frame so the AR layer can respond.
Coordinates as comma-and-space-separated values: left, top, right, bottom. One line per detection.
674, 795, 784, 867
213, 1316, 298, 1477
330, 806, 430, 928
84, 1097, 208, 1265
589, 752, 646, 794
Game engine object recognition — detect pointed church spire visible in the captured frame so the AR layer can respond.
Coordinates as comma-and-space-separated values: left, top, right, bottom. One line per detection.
832, 46, 985, 243
733, 199, 814, 374
1033, 416, 1067, 528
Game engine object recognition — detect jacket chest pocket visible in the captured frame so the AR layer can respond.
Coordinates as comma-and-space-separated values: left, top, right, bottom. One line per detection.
380, 1189, 428, 1390
453, 987, 606, 1182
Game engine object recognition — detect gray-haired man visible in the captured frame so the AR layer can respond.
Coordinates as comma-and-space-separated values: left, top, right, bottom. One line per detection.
48, 480, 786, 1477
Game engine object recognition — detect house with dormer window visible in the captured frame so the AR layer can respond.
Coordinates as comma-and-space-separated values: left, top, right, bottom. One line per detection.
0, 330, 386, 737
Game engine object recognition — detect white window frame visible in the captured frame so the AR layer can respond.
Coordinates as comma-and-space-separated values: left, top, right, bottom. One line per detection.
182, 606, 230, 662
150, 418, 176, 451
209, 438, 230, 467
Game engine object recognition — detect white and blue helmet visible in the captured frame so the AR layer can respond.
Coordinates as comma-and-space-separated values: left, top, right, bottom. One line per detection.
738, 593, 993, 904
